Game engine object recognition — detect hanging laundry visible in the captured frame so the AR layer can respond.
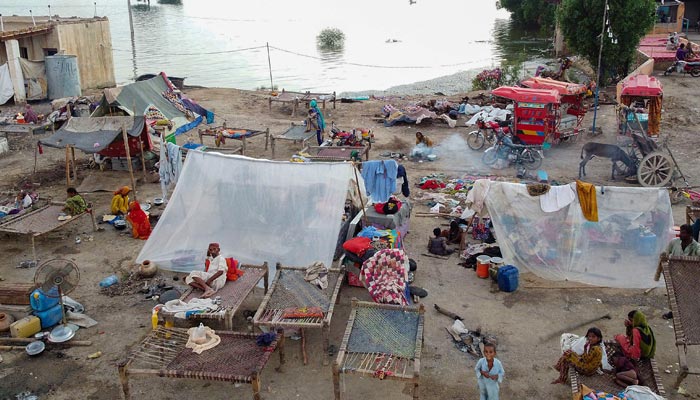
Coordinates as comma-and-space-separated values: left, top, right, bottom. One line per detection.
397, 164, 410, 197
539, 183, 576, 213
575, 180, 598, 222
159, 142, 183, 201
361, 160, 398, 203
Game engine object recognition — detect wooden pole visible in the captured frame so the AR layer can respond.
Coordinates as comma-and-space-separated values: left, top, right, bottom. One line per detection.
71, 146, 77, 182
266, 42, 274, 91
139, 138, 147, 183
351, 162, 369, 226
33, 141, 38, 177
122, 125, 137, 201
65, 145, 71, 188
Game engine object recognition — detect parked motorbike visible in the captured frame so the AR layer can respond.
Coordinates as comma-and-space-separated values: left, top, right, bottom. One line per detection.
466, 117, 512, 150
481, 131, 544, 170
663, 60, 700, 77
329, 122, 369, 146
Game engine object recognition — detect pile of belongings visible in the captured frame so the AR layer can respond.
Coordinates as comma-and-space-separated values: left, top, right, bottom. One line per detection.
49, 96, 96, 122
579, 384, 665, 400
0, 191, 37, 220
445, 318, 497, 359
382, 104, 456, 128
465, 106, 513, 126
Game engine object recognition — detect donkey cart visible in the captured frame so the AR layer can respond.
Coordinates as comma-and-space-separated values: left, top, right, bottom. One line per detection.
622, 133, 687, 187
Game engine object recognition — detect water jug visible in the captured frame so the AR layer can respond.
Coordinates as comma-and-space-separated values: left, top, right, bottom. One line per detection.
498, 265, 519, 292
33, 303, 63, 329
30, 287, 60, 312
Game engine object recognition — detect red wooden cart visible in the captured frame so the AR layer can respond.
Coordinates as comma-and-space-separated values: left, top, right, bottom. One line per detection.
520, 77, 588, 142
491, 86, 560, 145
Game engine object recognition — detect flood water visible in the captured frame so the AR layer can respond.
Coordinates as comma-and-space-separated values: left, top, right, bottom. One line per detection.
1, 0, 551, 92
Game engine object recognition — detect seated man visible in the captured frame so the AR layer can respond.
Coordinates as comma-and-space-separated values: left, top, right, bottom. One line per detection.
185, 243, 228, 298
63, 187, 87, 216
428, 227, 454, 256
665, 224, 700, 256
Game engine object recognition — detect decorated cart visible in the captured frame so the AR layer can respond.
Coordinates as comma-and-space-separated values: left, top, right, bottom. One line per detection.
491, 87, 564, 145
520, 77, 587, 142
618, 75, 663, 138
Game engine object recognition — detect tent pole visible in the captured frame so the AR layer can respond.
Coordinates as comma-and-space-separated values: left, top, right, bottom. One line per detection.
139, 138, 147, 183
33, 142, 38, 177
64, 145, 71, 188
71, 145, 78, 182
122, 125, 138, 201
351, 162, 369, 227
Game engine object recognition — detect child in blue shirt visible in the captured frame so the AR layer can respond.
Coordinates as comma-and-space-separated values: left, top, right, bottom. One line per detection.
475, 343, 504, 400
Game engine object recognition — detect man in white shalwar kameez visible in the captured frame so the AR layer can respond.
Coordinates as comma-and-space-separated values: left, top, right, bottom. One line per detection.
185, 243, 228, 298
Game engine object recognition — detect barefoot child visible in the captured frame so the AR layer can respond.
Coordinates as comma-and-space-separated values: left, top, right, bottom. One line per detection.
475, 343, 504, 400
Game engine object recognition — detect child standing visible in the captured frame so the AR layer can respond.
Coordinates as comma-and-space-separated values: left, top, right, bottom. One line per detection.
475, 343, 504, 400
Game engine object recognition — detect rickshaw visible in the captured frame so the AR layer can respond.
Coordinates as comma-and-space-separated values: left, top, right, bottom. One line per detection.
490, 86, 561, 145
520, 77, 588, 142
617, 75, 663, 138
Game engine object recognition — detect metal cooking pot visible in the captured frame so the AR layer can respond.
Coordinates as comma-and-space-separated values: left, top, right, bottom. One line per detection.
113, 219, 127, 230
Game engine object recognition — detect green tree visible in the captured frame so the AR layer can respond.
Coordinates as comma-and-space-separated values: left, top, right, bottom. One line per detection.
497, 0, 557, 29
557, 0, 656, 83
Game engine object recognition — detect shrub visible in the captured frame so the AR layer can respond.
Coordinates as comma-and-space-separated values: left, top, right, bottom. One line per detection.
317, 27, 345, 50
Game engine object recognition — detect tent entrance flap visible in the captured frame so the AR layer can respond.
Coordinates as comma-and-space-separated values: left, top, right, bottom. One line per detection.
136, 153, 362, 273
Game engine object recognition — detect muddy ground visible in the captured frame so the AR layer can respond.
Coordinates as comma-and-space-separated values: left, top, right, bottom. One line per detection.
1, 75, 699, 400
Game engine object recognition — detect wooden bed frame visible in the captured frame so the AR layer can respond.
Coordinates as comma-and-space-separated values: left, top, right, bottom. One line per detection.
198, 123, 270, 156
268, 89, 336, 116
252, 263, 344, 366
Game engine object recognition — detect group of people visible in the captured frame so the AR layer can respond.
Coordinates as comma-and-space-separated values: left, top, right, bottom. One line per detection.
110, 186, 151, 240
551, 310, 656, 389
427, 220, 465, 256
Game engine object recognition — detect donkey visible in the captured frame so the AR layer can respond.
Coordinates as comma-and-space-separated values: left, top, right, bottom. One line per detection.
579, 142, 636, 180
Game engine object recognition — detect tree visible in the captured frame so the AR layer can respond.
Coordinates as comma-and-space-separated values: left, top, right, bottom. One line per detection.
557, 0, 656, 83
497, 0, 557, 29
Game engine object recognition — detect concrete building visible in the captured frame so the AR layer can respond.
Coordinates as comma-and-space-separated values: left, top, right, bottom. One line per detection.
0, 16, 115, 103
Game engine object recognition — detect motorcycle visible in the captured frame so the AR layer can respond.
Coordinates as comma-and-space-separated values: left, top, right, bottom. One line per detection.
481, 131, 544, 170
663, 60, 700, 77
329, 122, 370, 147
466, 117, 512, 150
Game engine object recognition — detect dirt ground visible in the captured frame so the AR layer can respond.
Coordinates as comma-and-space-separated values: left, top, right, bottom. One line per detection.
1, 74, 700, 400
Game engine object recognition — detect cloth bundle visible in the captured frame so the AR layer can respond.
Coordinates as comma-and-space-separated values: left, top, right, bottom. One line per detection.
185, 325, 220, 354
304, 261, 328, 290
361, 249, 409, 305
281, 306, 325, 319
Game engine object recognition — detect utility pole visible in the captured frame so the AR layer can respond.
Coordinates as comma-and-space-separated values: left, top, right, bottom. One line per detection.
267, 42, 274, 91
591, 0, 608, 136
127, 0, 137, 79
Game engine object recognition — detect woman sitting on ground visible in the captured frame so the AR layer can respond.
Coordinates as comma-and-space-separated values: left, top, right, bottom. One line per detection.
125, 201, 151, 240
552, 327, 603, 384
441, 220, 464, 245
415, 131, 433, 147
615, 310, 656, 360
110, 186, 131, 215
63, 187, 87, 216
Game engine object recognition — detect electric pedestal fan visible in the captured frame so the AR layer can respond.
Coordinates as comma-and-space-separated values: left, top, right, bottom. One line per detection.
33, 259, 80, 342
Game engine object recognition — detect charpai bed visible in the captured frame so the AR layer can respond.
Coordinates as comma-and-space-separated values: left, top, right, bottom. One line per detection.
568, 341, 665, 399
118, 327, 285, 400
198, 124, 270, 155
333, 300, 424, 400
661, 254, 700, 389
0, 203, 97, 261
252, 263, 344, 366
270, 123, 317, 158
268, 90, 336, 116
300, 145, 370, 162
161, 262, 269, 330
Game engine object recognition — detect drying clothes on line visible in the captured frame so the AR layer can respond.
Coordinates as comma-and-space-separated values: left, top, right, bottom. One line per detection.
576, 180, 599, 222
397, 164, 410, 197
361, 160, 398, 203
304, 262, 329, 290
465, 179, 491, 217
159, 142, 183, 200
540, 183, 576, 213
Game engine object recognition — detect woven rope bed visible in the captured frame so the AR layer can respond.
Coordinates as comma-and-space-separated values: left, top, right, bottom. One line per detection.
332, 300, 425, 400
198, 124, 270, 155
568, 341, 665, 399
300, 145, 370, 162
0, 203, 96, 261
118, 327, 285, 400
252, 263, 344, 366
270, 123, 317, 158
662, 254, 700, 389
161, 263, 268, 330
268, 90, 336, 116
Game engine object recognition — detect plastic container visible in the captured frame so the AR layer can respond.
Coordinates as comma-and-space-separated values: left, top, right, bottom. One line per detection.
34, 303, 63, 329
498, 265, 520, 292
30, 287, 60, 312
636, 233, 657, 256
476, 255, 491, 279
489, 257, 505, 282
10, 315, 41, 338
99, 274, 119, 288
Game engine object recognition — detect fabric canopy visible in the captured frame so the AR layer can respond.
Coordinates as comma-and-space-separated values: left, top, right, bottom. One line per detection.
39, 116, 145, 153
483, 181, 673, 288
136, 152, 364, 274
92, 73, 211, 136
0, 63, 14, 105
492, 86, 560, 104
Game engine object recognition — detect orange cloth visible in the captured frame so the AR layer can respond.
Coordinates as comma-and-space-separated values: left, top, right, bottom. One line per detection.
114, 186, 131, 196
126, 201, 152, 240
205, 257, 244, 281
575, 180, 598, 222
281, 306, 324, 319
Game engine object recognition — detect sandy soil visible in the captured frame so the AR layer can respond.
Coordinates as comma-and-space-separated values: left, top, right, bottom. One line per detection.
1, 74, 700, 400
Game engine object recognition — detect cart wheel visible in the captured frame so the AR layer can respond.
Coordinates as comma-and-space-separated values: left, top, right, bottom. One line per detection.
637, 152, 674, 187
